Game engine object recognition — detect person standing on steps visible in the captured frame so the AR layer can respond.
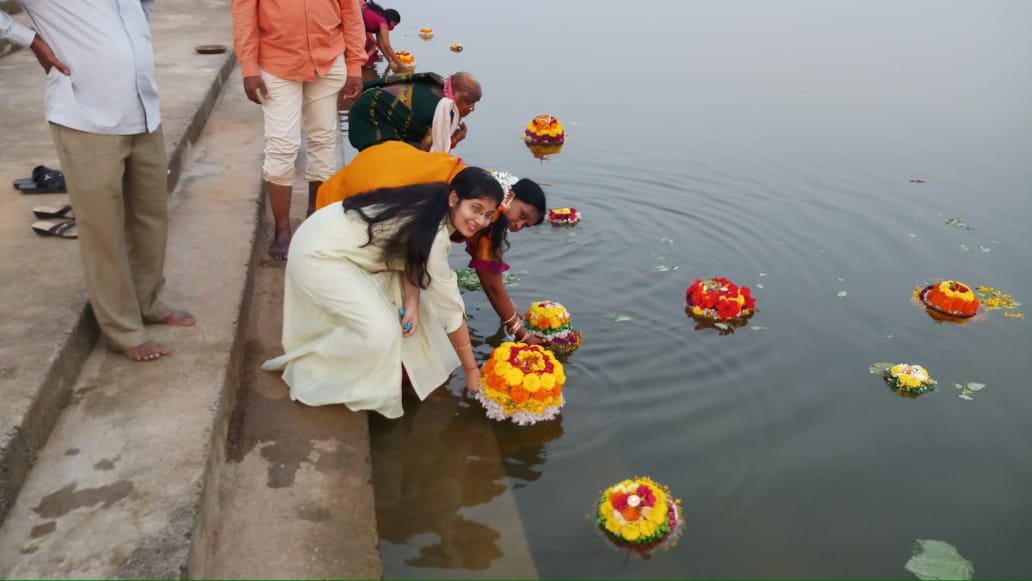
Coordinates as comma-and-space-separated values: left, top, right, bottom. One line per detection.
231, 0, 367, 260
1, 0, 196, 362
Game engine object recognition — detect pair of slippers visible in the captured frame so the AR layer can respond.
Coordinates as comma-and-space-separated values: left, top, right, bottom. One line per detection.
31, 203, 77, 238
12, 165, 67, 194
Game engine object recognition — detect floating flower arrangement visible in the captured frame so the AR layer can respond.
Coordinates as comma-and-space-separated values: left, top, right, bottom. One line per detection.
449, 42, 463, 52
596, 477, 683, 557
392, 51, 416, 73
685, 277, 757, 323
918, 280, 980, 318
477, 342, 566, 425
546, 207, 580, 225
871, 362, 937, 398
418, 28, 433, 40
525, 300, 582, 356
524, 115, 565, 145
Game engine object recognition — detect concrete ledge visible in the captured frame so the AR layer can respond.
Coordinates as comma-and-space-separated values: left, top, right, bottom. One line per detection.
0, 0, 238, 528
0, 73, 267, 577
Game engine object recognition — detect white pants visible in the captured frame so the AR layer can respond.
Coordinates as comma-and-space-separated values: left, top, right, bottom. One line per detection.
260, 54, 347, 185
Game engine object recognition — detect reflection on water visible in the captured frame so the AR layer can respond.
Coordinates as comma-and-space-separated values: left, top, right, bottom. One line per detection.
370, 386, 563, 577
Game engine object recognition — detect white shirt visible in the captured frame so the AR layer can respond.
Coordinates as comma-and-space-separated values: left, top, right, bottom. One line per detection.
0, 0, 160, 135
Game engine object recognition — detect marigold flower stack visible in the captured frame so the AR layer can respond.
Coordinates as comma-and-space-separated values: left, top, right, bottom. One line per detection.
477, 342, 566, 425
525, 300, 582, 355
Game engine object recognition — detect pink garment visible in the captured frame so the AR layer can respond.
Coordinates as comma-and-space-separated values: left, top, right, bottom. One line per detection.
361, 6, 393, 67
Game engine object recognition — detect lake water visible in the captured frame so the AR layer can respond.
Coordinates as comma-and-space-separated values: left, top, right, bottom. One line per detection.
358, 1, 1032, 578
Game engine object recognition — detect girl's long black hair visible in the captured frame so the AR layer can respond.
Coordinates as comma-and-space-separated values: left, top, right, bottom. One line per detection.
480, 177, 547, 261
342, 166, 503, 288
364, 1, 400, 25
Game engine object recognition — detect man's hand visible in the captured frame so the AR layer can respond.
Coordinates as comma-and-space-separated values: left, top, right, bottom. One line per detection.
243, 76, 269, 105
29, 34, 70, 75
451, 122, 468, 146
341, 75, 363, 100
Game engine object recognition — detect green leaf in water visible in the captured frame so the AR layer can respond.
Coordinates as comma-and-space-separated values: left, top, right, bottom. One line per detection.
454, 267, 519, 291
869, 362, 894, 375
956, 381, 987, 400
904, 539, 973, 580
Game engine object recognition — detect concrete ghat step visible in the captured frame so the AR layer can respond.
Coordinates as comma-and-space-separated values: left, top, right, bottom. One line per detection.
203, 195, 382, 579
0, 72, 265, 578
0, 0, 237, 528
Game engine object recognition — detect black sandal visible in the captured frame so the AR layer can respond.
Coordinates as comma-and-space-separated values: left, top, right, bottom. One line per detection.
15, 166, 67, 194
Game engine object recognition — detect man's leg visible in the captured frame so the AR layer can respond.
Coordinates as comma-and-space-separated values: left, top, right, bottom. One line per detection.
260, 70, 304, 259
50, 124, 166, 361
123, 125, 195, 327
302, 54, 348, 216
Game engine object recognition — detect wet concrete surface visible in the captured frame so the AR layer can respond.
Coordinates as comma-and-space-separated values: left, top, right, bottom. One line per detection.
205, 188, 382, 579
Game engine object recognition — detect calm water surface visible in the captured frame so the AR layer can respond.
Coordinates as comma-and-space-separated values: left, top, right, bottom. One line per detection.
359, 1, 1032, 578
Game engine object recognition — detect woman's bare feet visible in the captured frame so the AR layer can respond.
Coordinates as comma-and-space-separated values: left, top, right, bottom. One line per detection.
123, 341, 169, 362
161, 309, 196, 326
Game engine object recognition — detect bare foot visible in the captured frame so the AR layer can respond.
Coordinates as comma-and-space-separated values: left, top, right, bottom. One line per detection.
161, 309, 196, 327
123, 341, 169, 362
269, 230, 291, 261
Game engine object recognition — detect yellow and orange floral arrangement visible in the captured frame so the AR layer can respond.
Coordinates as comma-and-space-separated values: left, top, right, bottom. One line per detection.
477, 342, 566, 425
524, 115, 565, 145
596, 476, 683, 555
525, 300, 582, 355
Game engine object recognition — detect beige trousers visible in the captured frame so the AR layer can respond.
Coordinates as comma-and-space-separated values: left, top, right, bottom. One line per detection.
50, 123, 170, 350
260, 54, 348, 186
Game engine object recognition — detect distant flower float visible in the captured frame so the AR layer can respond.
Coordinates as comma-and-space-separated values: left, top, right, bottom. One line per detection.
685, 277, 756, 322
546, 207, 580, 225
919, 280, 980, 318
596, 477, 683, 557
449, 42, 463, 52
525, 300, 582, 356
524, 115, 565, 145
418, 27, 433, 40
477, 342, 566, 425
875, 363, 937, 398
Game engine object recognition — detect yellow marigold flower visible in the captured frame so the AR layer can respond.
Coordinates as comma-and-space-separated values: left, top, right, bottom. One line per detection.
604, 516, 620, 534
620, 524, 641, 541
495, 361, 513, 376
540, 373, 556, 390
523, 373, 542, 393
639, 520, 657, 538
505, 368, 525, 387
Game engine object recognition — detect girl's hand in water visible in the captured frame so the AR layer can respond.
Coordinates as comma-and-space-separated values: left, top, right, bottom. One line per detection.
464, 366, 482, 393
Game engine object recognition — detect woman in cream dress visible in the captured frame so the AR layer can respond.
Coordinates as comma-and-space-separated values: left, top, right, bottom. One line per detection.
261, 167, 503, 418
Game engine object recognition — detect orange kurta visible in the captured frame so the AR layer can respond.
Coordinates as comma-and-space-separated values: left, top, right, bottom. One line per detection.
315, 141, 466, 210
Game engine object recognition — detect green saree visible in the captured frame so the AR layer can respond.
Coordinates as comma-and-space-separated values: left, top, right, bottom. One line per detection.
347, 72, 446, 152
